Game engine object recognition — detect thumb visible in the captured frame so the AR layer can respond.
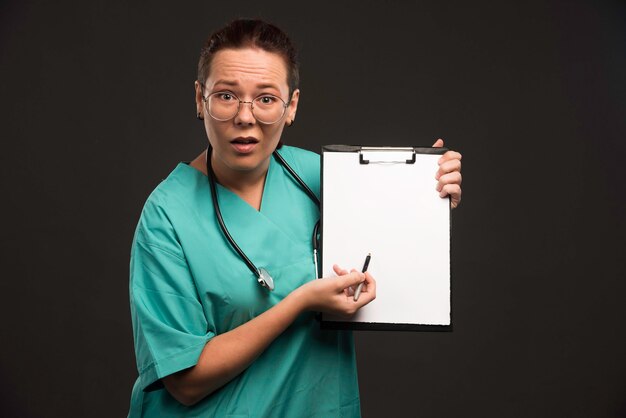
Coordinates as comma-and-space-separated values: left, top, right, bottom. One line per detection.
339, 271, 365, 289
432, 138, 444, 148
333, 264, 349, 276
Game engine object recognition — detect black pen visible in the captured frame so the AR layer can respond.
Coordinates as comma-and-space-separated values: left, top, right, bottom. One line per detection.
353, 253, 371, 301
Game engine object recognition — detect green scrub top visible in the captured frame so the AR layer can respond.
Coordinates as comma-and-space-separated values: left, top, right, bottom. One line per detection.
128, 146, 361, 417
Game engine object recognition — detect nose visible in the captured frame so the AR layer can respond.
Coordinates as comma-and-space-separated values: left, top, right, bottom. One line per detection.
234, 101, 256, 126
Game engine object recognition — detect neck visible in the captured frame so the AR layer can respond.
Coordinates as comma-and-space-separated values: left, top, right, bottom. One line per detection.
208, 149, 270, 210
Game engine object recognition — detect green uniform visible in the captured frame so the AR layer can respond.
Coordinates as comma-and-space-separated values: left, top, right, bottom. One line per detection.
128, 146, 360, 417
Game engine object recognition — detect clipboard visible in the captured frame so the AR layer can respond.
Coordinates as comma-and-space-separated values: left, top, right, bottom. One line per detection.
320, 145, 452, 331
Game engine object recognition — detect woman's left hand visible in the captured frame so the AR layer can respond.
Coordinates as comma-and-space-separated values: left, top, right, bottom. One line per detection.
432, 139, 462, 209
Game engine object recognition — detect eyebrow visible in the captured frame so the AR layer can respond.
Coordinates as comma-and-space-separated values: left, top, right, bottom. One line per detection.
213, 79, 238, 87
255, 82, 281, 90
213, 80, 281, 91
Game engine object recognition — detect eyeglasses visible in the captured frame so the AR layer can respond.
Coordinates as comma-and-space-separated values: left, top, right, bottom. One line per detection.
201, 85, 290, 125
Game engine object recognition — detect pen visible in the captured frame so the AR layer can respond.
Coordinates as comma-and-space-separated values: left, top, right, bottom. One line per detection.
353, 253, 371, 301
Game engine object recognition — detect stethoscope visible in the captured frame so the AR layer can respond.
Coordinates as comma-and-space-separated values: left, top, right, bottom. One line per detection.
206, 146, 321, 291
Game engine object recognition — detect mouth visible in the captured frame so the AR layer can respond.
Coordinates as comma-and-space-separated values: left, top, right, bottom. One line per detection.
230, 137, 259, 145
230, 137, 259, 154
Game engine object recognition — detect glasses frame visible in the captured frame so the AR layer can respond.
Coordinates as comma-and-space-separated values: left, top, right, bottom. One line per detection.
199, 82, 290, 125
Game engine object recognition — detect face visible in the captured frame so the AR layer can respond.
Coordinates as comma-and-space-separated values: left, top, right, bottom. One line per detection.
195, 47, 299, 180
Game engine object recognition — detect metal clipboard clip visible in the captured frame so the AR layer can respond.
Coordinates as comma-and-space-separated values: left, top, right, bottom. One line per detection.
358, 147, 417, 165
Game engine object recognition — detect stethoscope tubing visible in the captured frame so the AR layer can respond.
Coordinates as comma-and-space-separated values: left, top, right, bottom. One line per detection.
272, 150, 320, 206
206, 146, 261, 278
206, 146, 321, 286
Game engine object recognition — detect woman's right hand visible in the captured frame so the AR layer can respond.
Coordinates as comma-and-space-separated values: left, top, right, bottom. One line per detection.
296, 264, 376, 317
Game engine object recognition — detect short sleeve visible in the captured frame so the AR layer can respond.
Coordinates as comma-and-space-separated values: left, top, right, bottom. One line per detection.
129, 202, 215, 392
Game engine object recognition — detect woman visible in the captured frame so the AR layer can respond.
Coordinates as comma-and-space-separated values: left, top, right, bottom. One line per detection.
129, 19, 462, 417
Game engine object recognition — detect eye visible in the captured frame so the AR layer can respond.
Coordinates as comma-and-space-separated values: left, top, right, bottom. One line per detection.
257, 95, 278, 105
215, 92, 235, 101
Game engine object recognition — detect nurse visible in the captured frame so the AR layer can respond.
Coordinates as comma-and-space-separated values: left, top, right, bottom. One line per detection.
129, 19, 462, 417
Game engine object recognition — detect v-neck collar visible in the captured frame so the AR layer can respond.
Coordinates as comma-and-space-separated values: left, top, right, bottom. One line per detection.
177, 153, 316, 261
214, 154, 274, 214
182, 153, 276, 214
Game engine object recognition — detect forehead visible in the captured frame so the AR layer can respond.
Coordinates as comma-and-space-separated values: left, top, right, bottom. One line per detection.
206, 47, 289, 92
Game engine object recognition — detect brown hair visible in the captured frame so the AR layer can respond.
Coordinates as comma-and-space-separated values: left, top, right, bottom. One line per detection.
197, 19, 299, 97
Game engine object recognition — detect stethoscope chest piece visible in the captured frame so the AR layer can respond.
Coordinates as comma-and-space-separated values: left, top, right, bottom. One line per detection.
257, 268, 275, 291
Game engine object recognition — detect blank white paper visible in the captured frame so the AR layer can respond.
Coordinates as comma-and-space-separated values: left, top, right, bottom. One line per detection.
322, 149, 450, 326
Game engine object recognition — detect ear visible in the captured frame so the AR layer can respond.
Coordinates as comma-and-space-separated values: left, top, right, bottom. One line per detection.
195, 81, 204, 116
286, 89, 300, 124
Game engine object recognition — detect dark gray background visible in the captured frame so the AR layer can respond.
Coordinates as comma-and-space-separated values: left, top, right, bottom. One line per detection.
1, 0, 625, 417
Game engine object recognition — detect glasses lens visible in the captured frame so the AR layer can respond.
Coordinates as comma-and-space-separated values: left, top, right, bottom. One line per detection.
252, 95, 286, 124
207, 93, 287, 124
208, 93, 239, 121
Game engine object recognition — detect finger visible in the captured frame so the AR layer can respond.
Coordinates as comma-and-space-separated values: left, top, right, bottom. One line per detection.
333, 264, 349, 276
432, 138, 444, 148
439, 183, 461, 198
354, 271, 371, 293
435, 159, 461, 180
354, 272, 376, 307
451, 192, 461, 209
436, 172, 462, 192
438, 151, 462, 164
439, 184, 462, 208
348, 269, 359, 289
338, 271, 365, 290
347, 269, 359, 294
350, 273, 369, 297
